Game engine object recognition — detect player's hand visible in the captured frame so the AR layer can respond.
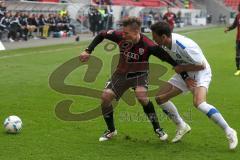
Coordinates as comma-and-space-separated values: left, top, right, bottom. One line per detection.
185, 77, 197, 90
174, 63, 205, 73
224, 28, 229, 33
79, 51, 90, 62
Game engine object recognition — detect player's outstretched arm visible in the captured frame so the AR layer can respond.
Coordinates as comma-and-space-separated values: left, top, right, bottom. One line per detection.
174, 64, 205, 74
83, 32, 106, 54
225, 16, 237, 33
79, 30, 120, 62
224, 27, 229, 33
150, 45, 196, 86
150, 45, 178, 66
83, 30, 121, 55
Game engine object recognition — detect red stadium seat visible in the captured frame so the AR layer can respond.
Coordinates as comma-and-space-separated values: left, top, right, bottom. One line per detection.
93, 0, 167, 7
224, 0, 240, 10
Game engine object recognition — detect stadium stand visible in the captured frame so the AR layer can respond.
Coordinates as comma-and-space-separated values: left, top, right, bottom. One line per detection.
110, 0, 167, 7
0, 0, 227, 44
224, 0, 239, 10
0, 1, 77, 42
39, 0, 60, 2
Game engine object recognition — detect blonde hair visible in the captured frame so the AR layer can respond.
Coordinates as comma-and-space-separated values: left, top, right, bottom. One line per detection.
122, 17, 142, 30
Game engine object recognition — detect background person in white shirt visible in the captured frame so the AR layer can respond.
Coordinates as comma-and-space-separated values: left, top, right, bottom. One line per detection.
150, 21, 238, 150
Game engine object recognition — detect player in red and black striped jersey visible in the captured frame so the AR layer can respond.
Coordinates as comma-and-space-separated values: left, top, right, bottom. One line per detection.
225, 4, 240, 76
84, 27, 178, 75
80, 17, 193, 142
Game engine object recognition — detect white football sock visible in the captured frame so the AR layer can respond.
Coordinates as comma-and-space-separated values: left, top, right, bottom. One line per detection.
161, 101, 185, 128
197, 102, 231, 134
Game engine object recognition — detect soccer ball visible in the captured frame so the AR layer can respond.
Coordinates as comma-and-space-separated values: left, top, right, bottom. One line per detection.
3, 115, 22, 133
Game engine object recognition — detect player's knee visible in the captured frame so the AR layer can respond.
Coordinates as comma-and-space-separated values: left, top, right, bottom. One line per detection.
101, 93, 109, 102
136, 96, 148, 106
101, 90, 114, 105
193, 99, 203, 108
155, 96, 168, 105
135, 89, 148, 106
135, 92, 148, 105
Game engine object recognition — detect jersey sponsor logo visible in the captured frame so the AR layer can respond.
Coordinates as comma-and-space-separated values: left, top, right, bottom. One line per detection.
121, 51, 140, 60
119, 41, 140, 60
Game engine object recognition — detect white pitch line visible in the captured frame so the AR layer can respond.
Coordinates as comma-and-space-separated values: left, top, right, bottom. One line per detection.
0, 41, 5, 50
180, 27, 218, 35
0, 46, 79, 60
0, 28, 214, 60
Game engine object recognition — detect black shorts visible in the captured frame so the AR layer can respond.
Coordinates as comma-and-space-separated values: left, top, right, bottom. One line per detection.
236, 41, 240, 57
104, 72, 149, 100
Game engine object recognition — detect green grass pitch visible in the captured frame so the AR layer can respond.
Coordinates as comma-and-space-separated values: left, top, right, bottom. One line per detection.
0, 27, 239, 160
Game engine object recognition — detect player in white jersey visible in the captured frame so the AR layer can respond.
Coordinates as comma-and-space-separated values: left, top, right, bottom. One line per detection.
150, 21, 238, 150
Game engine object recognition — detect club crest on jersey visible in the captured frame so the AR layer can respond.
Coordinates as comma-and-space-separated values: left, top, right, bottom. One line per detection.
139, 48, 144, 55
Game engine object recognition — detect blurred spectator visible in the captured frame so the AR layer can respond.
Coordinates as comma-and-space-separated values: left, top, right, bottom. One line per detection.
147, 14, 153, 28
93, 0, 112, 5
120, 6, 128, 19
175, 11, 182, 27
19, 12, 29, 40
0, 11, 10, 41
38, 14, 49, 38
0, 3, 76, 41
0, 1, 6, 19
88, 6, 99, 36
97, 7, 105, 32
47, 14, 57, 36
153, 13, 163, 22
184, 0, 189, 9
0, 11, 9, 31
27, 13, 37, 38
206, 14, 212, 24
163, 7, 176, 31
8, 12, 23, 41
142, 13, 147, 26
107, 12, 113, 29
66, 14, 76, 35
219, 14, 226, 25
